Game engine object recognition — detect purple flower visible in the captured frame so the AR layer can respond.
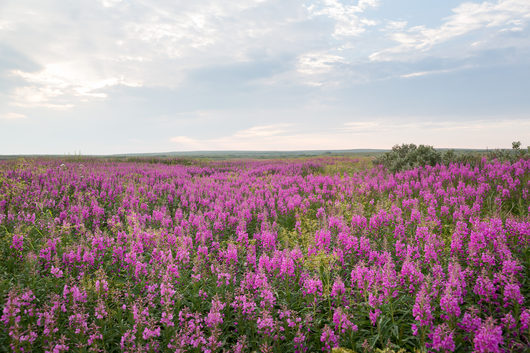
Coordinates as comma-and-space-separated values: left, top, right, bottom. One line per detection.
205, 297, 225, 328
10, 234, 24, 252
369, 309, 381, 326
142, 326, 161, 340
520, 309, 530, 331
429, 323, 455, 352
320, 325, 338, 352
413, 285, 433, 328
473, 318, 504, 353
503, 283, 524, 307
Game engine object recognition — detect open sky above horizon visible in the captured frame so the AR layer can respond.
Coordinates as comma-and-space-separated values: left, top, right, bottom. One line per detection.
1, 0, 529, 154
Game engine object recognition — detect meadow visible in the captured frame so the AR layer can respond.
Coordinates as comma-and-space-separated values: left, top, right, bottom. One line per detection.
0, 155, 528, 352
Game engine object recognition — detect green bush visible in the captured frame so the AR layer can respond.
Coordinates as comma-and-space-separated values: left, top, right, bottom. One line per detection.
374, 144, 442, 173
487, 140, 529, 163
375, 141, 529, 173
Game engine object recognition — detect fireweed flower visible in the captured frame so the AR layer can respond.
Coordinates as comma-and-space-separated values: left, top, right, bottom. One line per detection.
94, 299, 107, 319
10, 234, 24, 252
413, 284, 433, 328
473, 271, 497, 303
369, 309, 381, 326
473, 318, 504, 353
503, 283, 524, 307
302, 276, 323, 297
440, 285, 461, 319
0, 157, 529, 352
205, 297, 225, 328
501, 312, 516, 331
256, 311, 275, 337
142, 326, 161, 340
50, 266, 63, 278
428, 323, 455, 352
332, 307, 358, 333
519, 309, 530, 332
459, 310, 482, 333
320, 325, 338, 351
331, 277, 346, 300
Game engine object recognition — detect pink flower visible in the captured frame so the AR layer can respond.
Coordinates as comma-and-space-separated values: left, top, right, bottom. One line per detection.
369, 309, 381, 326
473, 318, 504, 353
320, 325, 338, 352
11, 234, 24, 252
413, 285, 433, 328
142, 326, 161, 340
51, 266, 63, 278
429, 323, 455, 352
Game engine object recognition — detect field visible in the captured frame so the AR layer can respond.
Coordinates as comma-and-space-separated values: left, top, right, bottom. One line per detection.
0, 156, 529, 352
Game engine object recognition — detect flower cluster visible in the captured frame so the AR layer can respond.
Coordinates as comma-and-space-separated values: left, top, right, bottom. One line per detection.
0, 156, 528, 352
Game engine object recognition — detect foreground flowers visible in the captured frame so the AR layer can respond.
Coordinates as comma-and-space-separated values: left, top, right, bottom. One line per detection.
0, 157, 528, 352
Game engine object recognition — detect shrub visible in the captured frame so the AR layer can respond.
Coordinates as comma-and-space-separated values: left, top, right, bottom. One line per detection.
374, 144, 442, 173
375, 141, 529, 173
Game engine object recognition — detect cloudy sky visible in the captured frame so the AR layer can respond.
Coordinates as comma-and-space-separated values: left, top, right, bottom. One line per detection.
1, 0, 529, 154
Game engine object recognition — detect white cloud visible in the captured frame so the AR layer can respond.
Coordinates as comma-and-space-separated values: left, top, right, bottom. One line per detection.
1, 0, 529, 155
371, 0, 530, 62
343, 118, 530, 134
233, 124, 292, 138
170, 136, 205, 150
0, 0, 298, 97
124, 0, 273, 61
307, 0, 379, 37
343, 121, 381, 132
168, 119, 530, 151
10, 86, 74, 110
0, 112, 26, 120
170, 124, 292, 151
385, 20, 408, 31
294, 51, 350, 86
297, 52, 346, 75
399, 65, 475, 78
0, 20, 13, 31
99, 0, 123, 8
9, 64, 142, 109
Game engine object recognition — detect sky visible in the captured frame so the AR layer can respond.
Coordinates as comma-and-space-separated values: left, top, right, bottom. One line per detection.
1, 0, 529, 154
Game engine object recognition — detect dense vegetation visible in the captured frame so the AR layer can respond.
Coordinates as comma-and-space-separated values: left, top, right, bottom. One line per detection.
0, 155, 528, 352
374, 142, 528, 173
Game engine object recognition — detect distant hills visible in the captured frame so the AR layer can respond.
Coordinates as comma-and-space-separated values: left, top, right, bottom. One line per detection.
0, 148, 491, 160
109, 149, 389, 159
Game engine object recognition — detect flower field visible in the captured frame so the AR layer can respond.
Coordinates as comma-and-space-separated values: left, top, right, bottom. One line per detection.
0, 157, 529, 352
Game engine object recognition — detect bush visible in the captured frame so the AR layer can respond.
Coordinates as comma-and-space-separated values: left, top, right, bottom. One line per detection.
375, 141, 529, 173
487, 140, 529, 163
374, 144, 442, 173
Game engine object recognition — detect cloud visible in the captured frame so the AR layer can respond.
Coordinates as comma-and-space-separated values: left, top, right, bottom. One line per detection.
170, 124, 292, 151
169, 119, 530, 151
0, 20, 13, 31
343, 121, 381, 132
0, 0, 322, 96
123, 0, 276, 62
399, 65, 475, 78
306, 0, 379, 37
8, 65, 142, 109
297, 52, 345, 75
170, 136, 205, 150
1, 1, 529, 154
385, 20, 408, 31
343, 118, 530, 134
233, 124, 292, 138
294, 51, 352, 86
0, 112, 26, 120
98, 0, 123, 8
371, 0, 530, 62
414, 119, 530, 132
